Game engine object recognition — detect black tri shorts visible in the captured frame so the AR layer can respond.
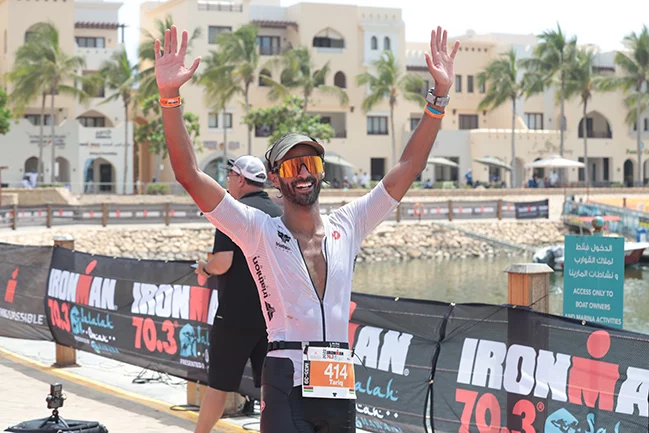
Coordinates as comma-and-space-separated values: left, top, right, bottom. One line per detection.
260, 356, 356, 433
208, 318, 268, 392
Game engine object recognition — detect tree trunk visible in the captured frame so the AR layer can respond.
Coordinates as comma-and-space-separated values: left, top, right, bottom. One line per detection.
223, 107, 228, 163
559, 71, 566, 185
511, 97, 516, 188
389, 102, 396, 169
123, 101, 129, 194
245, 82, 251, 155
637, 86, 643, 186
49, 89, 56, 185
582, 100, 589, 187
38, 93, 46, 183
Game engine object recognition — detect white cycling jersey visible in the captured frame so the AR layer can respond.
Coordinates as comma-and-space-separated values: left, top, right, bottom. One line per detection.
205, 181, 399, 385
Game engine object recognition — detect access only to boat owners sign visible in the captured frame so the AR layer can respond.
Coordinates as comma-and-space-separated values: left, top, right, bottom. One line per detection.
563, 235, 625, 329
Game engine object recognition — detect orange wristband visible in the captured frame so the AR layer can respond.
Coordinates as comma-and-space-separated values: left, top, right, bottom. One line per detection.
423, 108, 444, 119
159, 97, 182, 108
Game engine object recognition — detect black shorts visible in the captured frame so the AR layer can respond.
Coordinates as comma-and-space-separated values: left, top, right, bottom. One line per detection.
208, 318, 268, 392
260, 357, 355, 433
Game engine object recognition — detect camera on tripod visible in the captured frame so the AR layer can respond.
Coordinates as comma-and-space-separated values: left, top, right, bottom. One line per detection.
46, 383, 65, 410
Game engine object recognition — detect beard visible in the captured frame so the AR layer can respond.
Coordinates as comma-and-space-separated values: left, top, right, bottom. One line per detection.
279, 175, 322, 207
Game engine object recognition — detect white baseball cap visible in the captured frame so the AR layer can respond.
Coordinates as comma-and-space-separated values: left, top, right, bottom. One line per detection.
224, 156, 268, 183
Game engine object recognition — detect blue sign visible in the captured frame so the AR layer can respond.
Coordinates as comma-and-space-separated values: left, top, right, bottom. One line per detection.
563, 235, 625, 328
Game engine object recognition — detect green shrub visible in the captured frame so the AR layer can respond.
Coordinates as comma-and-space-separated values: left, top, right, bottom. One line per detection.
146, 184, 170, 195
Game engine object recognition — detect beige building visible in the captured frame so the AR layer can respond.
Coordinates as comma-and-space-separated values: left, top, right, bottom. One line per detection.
0, 0, 134, 194
140, 0, 648, 190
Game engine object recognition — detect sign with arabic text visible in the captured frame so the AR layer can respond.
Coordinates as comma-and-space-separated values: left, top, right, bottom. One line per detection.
563, 235, 625, 328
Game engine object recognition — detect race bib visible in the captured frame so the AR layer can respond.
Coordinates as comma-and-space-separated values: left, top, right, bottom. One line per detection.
302, 345, 356, 399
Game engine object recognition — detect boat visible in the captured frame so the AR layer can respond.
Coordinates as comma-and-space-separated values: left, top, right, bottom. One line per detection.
533, 241, 649, 271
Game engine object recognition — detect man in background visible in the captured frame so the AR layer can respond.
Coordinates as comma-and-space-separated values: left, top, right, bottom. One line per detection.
194, 155, 282, 433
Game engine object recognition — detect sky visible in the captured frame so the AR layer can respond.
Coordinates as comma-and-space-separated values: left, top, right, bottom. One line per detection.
115, 0, 648, 65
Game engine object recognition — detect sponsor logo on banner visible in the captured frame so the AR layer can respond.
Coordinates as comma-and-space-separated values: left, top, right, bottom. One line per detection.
454, 329, 646, 433
130, 282, 218, 325
1, 266, 46, 326
48, 261, 117, 311
4, 268, 18, 303
178, 323, 209, 370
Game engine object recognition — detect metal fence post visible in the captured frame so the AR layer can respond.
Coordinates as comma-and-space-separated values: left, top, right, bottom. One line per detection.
52, 235, 78, 368
497, 199, 503, 220
164, 202, 171, 226
11, 204, 17, 230
102, 203, 108, 227
46, 204, 52, 229
447, 200, 453, 222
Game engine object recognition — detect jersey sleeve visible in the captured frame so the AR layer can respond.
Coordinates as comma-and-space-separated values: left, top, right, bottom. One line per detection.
204, 194, 267, 256
333, 181, 399, 252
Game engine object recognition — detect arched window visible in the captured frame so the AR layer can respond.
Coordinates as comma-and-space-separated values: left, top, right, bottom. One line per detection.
312, 28, 345, 49
259, 69, 271, 87
334, 71, 346, 88
371, 36, 378, 50
383, 37, 391, 51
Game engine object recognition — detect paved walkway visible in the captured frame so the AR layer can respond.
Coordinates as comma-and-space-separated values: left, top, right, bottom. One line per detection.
0, 337, 256, 433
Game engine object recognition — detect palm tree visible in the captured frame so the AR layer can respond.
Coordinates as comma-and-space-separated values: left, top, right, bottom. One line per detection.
520, 23, 577, 179
7, 64, 49, 182
198, 51, 243, 165
611, 25, 649, 185
564, 48, 606, 187
215, 24, 260, 155
8, 22, 87, 184
99, 49, 139, 194
477, 49, 528, 188
139, 15, 201, 98
263, 46, 349, 114
356, 50, 425, 167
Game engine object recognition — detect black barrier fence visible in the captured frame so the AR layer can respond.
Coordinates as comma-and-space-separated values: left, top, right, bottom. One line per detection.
0, 199, 549, 230
3, 240, 640, 433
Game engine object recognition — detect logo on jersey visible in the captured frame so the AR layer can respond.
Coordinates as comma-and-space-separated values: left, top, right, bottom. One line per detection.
332, 230, 341, 240
277, 230, 291, 243
265, 301, 275, 321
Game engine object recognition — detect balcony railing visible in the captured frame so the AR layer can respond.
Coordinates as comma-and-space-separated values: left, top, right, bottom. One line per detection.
578, 130, 612, 139
259, 46, 281, 56
198, 1, 243, 12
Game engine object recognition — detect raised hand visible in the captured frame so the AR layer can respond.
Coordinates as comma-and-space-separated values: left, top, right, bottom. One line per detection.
155, 25, 201, 97
424, 26, 460, 95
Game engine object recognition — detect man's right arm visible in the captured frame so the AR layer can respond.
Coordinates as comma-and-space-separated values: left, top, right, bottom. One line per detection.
155, 25, 224, 213
160, 98, 225, 212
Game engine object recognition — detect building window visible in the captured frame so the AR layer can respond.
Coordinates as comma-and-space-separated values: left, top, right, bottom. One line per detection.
467, 75, 474, 93
25, 114, 52, 126
75, 37, 105, 48
455, 75, 462, 92
367, 116, 388, 135
82, 71, 104, 98
480, 81, 486, 93
259, 69, 271, 87
370, 157, 386, 181
208, 113, 218, 128
410, 117, 420, 131
224, 113, 232, 129
78, 116, 105, 127
371, 36, 378, 50
603, 157, 610, 181
313, 29, 345, 49
208, 26, 231, 44
258, 36, 280, 55
383, 37, 391, 51
334, 71, 346, 88
524, 113, 544, 130
459, 114, 478, 130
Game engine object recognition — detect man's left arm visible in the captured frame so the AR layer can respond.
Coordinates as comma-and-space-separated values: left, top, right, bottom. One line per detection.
383, 26, 460, 202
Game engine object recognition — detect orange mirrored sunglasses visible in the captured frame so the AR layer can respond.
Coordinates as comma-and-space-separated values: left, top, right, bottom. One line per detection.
276, 155, 324, 178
